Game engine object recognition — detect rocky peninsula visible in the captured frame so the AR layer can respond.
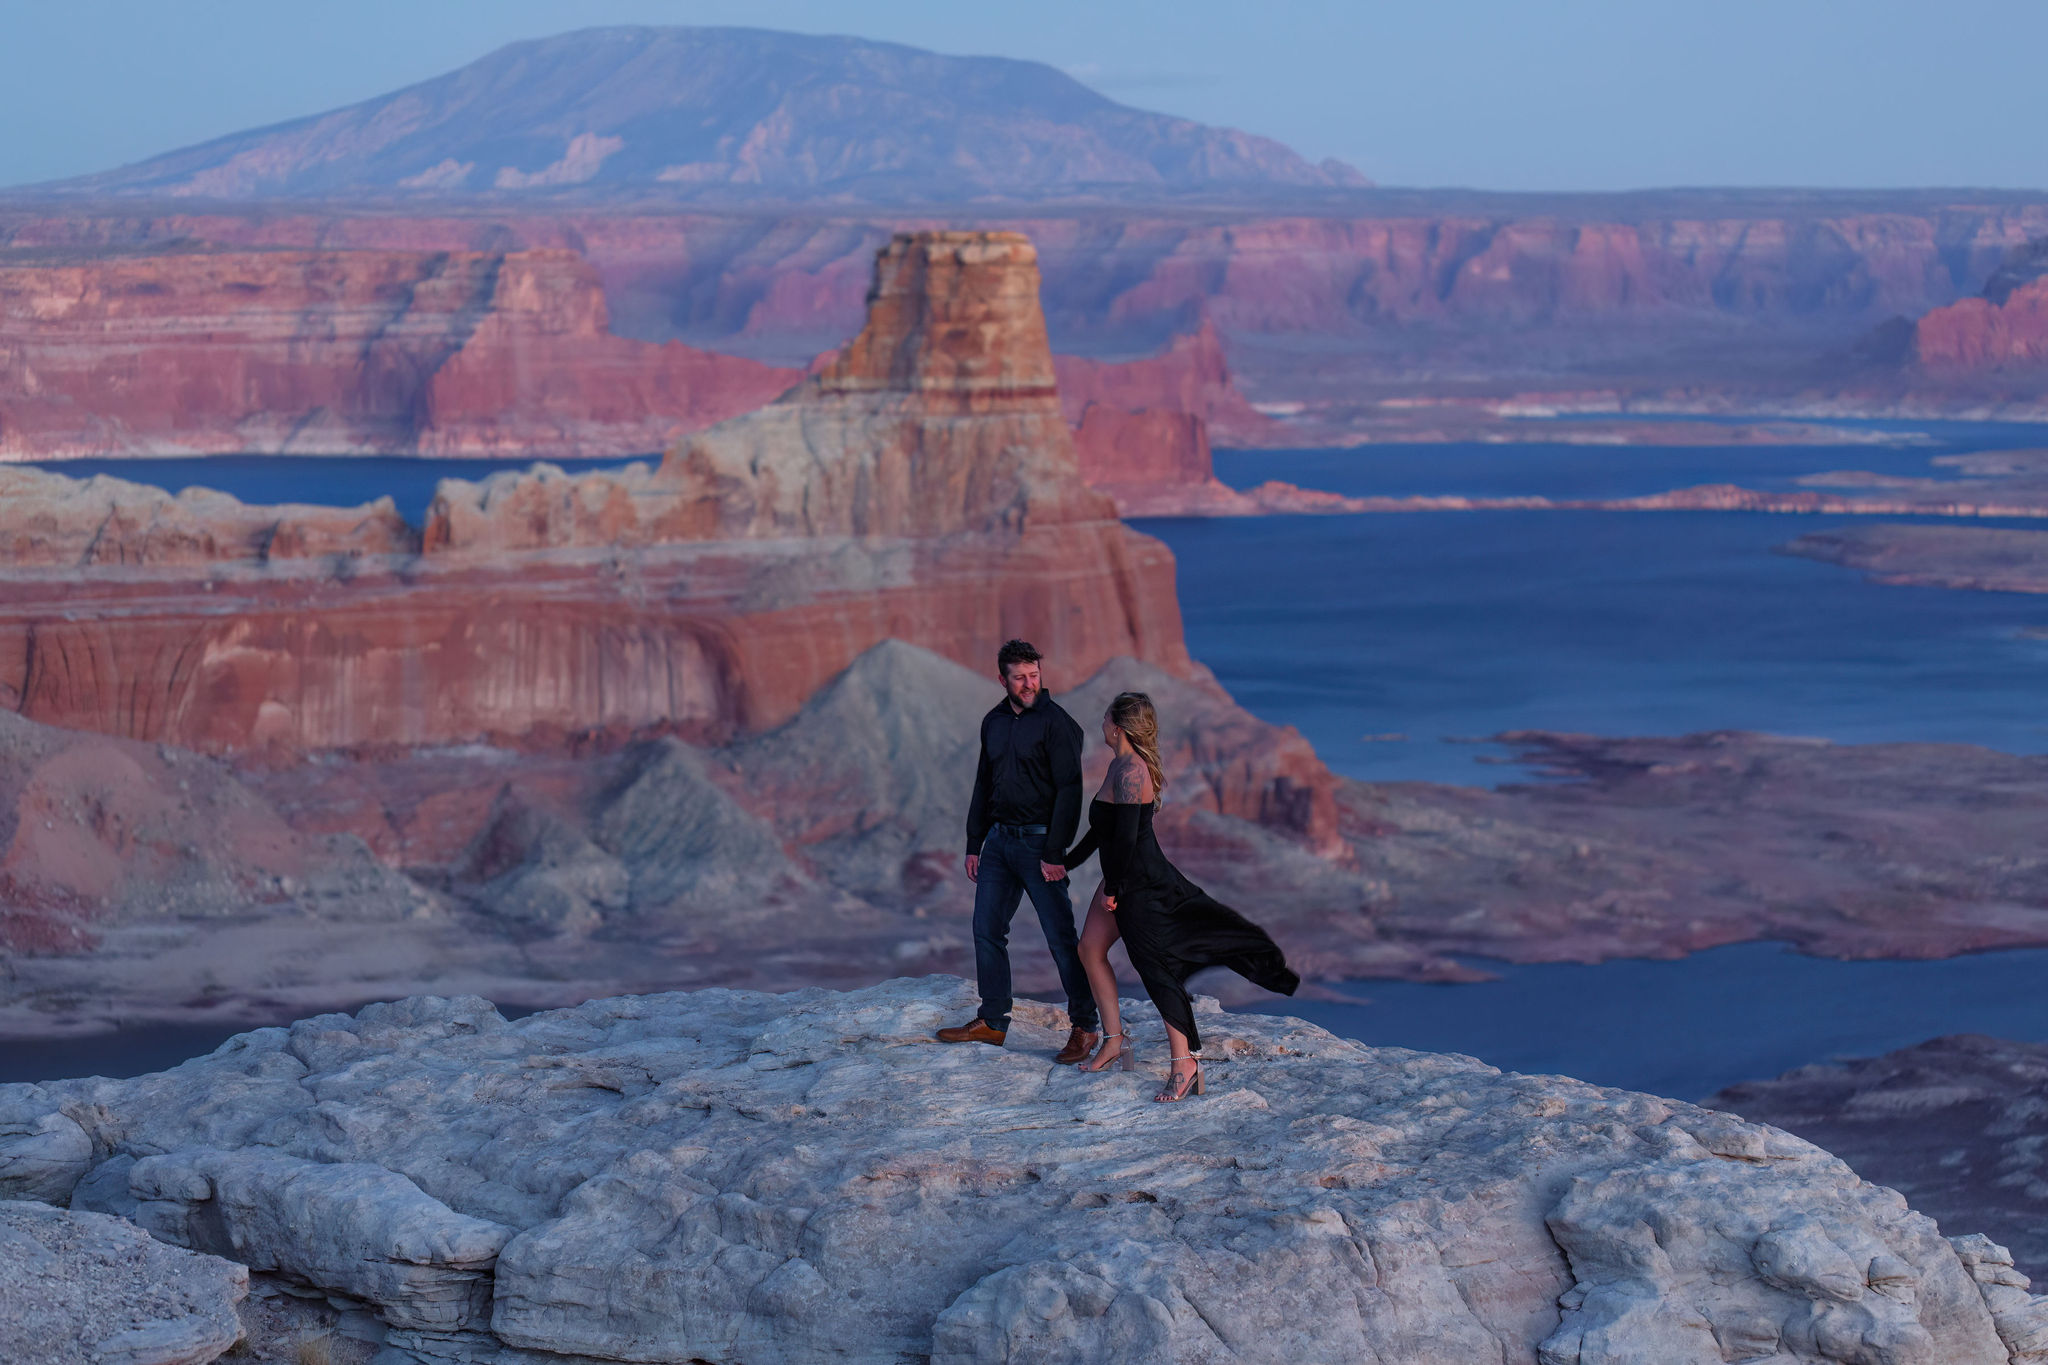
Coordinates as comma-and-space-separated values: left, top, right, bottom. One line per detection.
7, 975, 2048, 1364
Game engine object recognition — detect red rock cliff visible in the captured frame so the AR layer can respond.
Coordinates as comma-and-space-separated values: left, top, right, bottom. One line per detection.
13, 198, 2048, 444
0, 230, 1192, 756
426, 231, 1127, 549
0, 246, 796, 458
1913, 277, 2048, 371
1052, 320, 1271, 441
1055, 320, 1281, 515
418, 250, 796, 455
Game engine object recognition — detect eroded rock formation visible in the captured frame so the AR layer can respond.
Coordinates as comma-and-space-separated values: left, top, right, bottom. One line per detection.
11, 193, 2048, 452
0, 639, 1366, 1035
1712, 1035, 2048, 1283
426, 231, 1125, 548
0, 705, 419, 957
417, 250, 800, 455
0, 231, 1192, 756
2, 977, 2036, 1364
1053, 320, 1274, 441
16, 644, 2048, 1042
0, 1200, 248, 1365
0, 245, 797, 458
1912, 238, 2048, 373
0, 466, 415, 566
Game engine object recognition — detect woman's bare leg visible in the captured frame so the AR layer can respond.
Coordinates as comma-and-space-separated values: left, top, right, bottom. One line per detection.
1157, 1019, 1201, 1100
1077, 893, 1125, 1068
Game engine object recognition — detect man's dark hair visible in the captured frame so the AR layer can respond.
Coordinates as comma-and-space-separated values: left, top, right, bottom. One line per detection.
996, 639, 1042, 675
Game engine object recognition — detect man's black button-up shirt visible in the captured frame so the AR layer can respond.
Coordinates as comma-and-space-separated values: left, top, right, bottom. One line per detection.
965, 690, 1085, 859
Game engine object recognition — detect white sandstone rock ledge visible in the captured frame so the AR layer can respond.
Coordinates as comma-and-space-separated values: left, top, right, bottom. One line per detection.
0, 1199, 248, 1365
1, 975, 2043, 1365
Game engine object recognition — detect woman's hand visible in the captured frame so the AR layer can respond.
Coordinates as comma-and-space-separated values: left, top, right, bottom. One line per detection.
1102, 895, 1117, 912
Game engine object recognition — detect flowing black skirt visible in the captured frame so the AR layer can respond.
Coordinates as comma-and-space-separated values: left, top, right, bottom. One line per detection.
1116, 886, 1298, 1053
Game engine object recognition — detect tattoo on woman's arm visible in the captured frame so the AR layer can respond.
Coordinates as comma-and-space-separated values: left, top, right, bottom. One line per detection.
1113, 758, 1145, 802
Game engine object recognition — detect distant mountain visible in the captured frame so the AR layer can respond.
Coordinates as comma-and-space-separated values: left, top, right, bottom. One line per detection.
39, 26, 1369, 204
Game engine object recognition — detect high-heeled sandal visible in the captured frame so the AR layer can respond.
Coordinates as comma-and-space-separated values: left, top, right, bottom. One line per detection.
1079, 1031, 1132, 1073
1154, 1054, 1204, 1102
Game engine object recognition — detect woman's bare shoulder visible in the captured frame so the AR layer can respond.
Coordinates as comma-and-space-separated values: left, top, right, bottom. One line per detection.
1108, 754, 1151, 804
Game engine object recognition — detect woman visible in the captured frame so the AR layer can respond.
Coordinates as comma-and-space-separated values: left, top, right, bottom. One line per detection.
1064, 691, 1300, 1101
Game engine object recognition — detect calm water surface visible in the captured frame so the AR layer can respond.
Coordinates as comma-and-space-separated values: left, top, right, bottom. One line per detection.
1159, 439, 2048, 784
1245, 941, 2048, 1101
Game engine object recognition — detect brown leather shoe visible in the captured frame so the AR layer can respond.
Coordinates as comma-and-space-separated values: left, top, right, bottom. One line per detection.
936, 1018, 1007, 1046
1053, 1027, 1101, 1065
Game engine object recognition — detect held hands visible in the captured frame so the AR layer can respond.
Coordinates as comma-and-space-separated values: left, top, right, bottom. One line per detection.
961, 853, 1068, 883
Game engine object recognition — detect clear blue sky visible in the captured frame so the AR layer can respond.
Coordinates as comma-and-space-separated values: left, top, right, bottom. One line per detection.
2, 0, 2041, 192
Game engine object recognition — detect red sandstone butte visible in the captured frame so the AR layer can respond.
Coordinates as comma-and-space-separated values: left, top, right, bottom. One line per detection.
1052, 320, 1273, 442
1914, 276, 2048, 370
0, 246, 796, 458
0, 230, 1192, 759
417, 250, 796, 455
1069, 407, 1258, 517
1056, 320, 1313, 517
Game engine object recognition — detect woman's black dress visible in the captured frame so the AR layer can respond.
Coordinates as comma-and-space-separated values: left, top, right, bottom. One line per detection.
1064, 797, 1298, 1051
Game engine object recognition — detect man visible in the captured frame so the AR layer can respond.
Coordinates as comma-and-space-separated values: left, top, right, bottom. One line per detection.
936, 639, 1101, 1062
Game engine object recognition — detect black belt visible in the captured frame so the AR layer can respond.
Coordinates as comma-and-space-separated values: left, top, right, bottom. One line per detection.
996, 823, 1049, 837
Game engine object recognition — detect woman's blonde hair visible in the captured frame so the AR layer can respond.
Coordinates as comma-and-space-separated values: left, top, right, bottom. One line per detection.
1107, 691, 1166, 804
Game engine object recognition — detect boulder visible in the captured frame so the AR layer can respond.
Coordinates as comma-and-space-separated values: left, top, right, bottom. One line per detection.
0, 1198, 247, 1365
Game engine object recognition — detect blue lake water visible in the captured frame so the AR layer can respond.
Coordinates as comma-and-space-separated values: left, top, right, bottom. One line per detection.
1245, 941, 2048, 1101
1153, 441, 2048, 785
10, 432, 2048, 1094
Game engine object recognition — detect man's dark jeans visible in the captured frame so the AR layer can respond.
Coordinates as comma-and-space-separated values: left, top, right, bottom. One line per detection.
971, 825, 1098, 1034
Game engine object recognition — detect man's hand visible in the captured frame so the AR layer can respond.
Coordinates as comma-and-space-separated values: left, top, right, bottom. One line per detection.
964, 854, 979, 883
1102, 895, 1117, 912
1039, 861, 1067, 882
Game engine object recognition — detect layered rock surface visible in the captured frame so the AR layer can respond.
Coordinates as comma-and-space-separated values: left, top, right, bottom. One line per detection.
1908, 237, 2048, 375
0, 245, 796, 458
0, 231, 1192, 756
1712, 1035, 2048, 1284
0, 466, 415, 565
10, 194, 2048, 453
0, 1199, 248, 1365
2, 976, 2037, 1364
